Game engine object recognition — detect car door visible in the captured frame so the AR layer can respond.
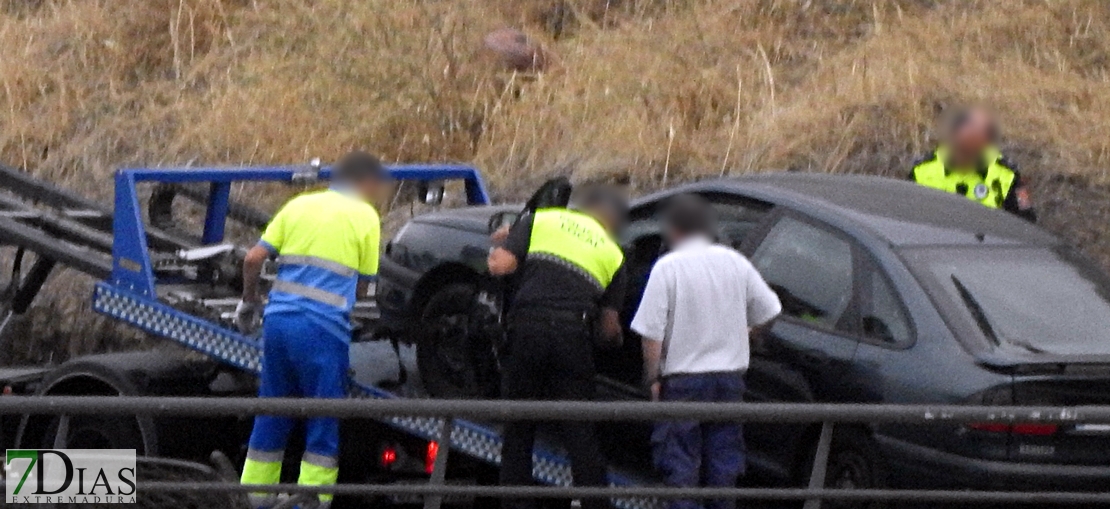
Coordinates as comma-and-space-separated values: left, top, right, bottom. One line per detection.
741, 212, 864, 480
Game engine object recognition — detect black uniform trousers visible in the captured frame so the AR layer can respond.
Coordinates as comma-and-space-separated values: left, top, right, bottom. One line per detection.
499, 309, 609, 509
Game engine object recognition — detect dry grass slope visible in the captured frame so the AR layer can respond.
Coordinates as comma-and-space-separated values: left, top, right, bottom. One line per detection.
3, 0, 1110, 362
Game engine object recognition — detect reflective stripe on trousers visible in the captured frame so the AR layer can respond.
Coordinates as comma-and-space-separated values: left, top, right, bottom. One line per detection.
242, 448, 283, 509
300, 452, 340, 503
271, 279, 347, 308
240, 448, 338, 507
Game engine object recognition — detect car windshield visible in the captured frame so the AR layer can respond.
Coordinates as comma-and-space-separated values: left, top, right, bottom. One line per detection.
905, 246, 1110, 356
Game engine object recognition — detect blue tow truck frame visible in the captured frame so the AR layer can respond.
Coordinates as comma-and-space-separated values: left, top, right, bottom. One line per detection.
0, 163, 655, 508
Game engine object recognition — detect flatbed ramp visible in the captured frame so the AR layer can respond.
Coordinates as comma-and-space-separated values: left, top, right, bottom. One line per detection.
0, 163, 656, 509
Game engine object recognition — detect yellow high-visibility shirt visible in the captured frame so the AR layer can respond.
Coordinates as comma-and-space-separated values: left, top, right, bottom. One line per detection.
259, 187, 380, 338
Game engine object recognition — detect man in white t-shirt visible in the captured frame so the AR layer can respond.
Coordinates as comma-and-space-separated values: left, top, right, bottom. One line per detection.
631, 194, 781, 509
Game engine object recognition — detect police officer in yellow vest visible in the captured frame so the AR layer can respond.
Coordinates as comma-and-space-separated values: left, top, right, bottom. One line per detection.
488, 186, 628, 509
910, 107, 1036, 222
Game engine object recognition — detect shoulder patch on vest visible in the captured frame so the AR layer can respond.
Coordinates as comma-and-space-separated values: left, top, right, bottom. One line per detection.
997, 155, 1019, 172
912, 151, 938, 168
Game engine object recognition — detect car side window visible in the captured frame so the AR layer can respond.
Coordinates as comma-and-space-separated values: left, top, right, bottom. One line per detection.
702, 193, 773, 250
751, 216, 856, 333
863, 268, 914, 346
620, 193, 771, 325
622, 193, 771, 249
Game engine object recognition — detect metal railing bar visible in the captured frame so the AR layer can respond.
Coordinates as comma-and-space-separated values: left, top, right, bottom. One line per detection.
802, 421, 834, 509
423, 418, 453, 509
0, 396, 1101, 423
51, 414, 69, 449
27, 482, 1102, 503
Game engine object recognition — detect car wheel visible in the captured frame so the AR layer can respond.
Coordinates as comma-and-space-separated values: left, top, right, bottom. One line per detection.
824, 430, 888, 509
416, 283, 501, 398
43, 415, 145, 452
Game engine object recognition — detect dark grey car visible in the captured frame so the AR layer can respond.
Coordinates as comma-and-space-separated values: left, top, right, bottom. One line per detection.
377, 173, 1110, 493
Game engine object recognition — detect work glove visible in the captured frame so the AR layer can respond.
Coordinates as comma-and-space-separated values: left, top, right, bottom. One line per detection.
235, 300, 263, 335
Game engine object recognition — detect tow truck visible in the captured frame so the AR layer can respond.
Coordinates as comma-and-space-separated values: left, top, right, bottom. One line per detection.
0, 162, 654, 508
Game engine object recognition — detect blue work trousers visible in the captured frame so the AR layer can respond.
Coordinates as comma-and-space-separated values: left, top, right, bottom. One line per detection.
652, 371, 746, 509
248, 311, 349, 461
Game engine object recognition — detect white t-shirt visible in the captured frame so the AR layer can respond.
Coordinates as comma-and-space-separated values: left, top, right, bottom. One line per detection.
630, 236, 782, 376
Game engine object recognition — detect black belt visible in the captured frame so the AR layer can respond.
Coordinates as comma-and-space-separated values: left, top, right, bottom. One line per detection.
508, 306, 596, 324
663, 370, 745, 380
506, 306, 606, 350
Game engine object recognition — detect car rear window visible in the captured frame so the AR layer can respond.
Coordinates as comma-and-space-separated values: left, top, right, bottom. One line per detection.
904, 246, 1110, 356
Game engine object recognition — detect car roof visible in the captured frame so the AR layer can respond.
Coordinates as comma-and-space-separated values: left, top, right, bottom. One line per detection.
413, 204, 519, 232
689, 172, 1060, 247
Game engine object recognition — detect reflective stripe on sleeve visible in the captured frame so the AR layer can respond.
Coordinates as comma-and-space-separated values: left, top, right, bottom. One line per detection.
276, 255, 358, 278
272, 280, 347, 308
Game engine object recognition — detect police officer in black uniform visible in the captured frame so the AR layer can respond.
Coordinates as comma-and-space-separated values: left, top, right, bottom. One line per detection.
910, 107, 1036, 222
488, 186, 628, 509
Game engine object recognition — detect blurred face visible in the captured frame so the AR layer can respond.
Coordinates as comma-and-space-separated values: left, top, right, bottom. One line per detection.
587, 206, 619, 235
950, 109, 994, 161
354, 178, 386, 204
664, 225, 684, 247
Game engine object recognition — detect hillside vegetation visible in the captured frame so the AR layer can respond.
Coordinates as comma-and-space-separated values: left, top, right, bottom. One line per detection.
3, 0, 1110, 362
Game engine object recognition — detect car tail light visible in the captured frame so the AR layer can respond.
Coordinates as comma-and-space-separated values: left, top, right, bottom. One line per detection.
968, 423, 1011, 433
967, 423, 1059, 436
1012, 423, 1059, 436
425, 441, 439, 474
381, 446, 398, 468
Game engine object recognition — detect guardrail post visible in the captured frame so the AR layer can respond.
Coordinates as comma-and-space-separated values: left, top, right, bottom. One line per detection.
51, 415, 70, 449
0, 309, 15, 342
803, 421, 834, 509
423, 418, 453, 509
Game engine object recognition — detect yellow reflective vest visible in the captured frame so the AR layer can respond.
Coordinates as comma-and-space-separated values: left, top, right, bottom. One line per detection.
911, 146, 1017, 209
526, 208, 624, 291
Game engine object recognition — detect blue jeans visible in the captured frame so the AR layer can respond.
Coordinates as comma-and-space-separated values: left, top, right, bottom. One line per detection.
652, 372, 746, 509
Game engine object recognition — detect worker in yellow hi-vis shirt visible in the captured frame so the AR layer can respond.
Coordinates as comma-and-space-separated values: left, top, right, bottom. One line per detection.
236, 151, 387, 509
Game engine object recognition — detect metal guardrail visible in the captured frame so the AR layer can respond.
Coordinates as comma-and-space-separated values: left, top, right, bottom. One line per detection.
4, 396, 1110, 508
109, 482, 1110, 503
1, 396, 1101, 422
